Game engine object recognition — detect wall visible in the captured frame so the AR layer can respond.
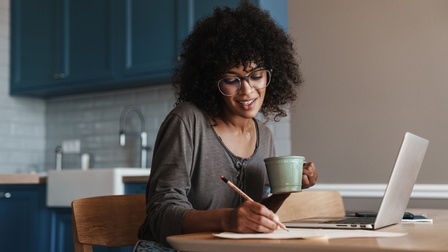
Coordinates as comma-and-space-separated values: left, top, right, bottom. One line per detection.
0, 0, 46, 174
289, 0, 448, 210
45, 86, 176, 169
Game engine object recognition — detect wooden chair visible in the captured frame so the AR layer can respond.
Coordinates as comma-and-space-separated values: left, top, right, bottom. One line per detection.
71, 194, 146, 252
276, 190, 346, 222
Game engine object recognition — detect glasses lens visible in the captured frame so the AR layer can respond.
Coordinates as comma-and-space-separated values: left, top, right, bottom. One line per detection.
218, 77, 240, 96
217, 69, 272, 96
248, 69, 271, 89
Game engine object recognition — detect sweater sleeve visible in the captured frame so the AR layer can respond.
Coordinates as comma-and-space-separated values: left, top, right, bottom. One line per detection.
139, 112, 195, 246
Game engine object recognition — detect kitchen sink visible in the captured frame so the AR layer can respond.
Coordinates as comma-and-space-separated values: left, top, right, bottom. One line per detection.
46, 168, 150, 207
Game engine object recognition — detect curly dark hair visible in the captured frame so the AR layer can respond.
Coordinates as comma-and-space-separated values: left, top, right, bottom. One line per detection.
172, 0, 303, 121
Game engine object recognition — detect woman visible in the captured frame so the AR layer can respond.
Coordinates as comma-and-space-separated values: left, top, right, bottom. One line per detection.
136, 1, 318, 250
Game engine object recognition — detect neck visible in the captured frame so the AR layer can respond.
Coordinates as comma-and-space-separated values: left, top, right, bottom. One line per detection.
213, 115, 253, 134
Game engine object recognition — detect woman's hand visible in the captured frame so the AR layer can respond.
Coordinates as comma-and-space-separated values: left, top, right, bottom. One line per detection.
225, 200, 280, 233
302, 162, 318, 189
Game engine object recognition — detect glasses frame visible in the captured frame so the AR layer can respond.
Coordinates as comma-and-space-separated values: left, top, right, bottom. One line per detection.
217, 69, 272, 96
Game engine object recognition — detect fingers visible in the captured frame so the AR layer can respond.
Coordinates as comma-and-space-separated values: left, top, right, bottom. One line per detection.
246, 201, 280, 232
302, 162, 318, 189
230, 201, 279, 233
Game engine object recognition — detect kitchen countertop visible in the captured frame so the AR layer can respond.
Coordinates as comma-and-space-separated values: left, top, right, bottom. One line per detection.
0, 173, 149, 185
122, 175, 149, 183
0, 173, 46, 184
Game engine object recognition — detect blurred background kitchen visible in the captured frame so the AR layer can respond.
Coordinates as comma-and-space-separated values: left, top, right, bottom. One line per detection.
1, 0, 448, 205
0, 0, 291, 174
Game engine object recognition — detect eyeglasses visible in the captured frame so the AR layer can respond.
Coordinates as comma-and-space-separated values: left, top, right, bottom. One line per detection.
217, 69, 272, 96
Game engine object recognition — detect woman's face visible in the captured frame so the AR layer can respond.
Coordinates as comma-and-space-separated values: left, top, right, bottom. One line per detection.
219, 63, 268, 120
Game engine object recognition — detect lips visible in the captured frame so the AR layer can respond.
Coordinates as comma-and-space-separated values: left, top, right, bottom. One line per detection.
239, 99, 256, 105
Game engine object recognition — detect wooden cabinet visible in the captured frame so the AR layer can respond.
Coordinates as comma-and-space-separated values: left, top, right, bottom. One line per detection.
10, 0, 287, 97
0, 185, 50, 252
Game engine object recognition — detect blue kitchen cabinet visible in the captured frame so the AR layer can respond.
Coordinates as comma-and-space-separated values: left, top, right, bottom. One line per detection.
114, 0, 181, 86
10, 0, 116, 97
10, 0, 287, 97
0, 184, 50, 252
10, 0, 180, 97
49, 208, 73, 252
124, 181, 147, 194
0, 182, 146, 252
188, 0, 288, 32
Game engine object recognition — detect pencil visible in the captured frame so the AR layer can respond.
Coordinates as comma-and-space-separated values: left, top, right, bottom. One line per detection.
220, 175, 289, 232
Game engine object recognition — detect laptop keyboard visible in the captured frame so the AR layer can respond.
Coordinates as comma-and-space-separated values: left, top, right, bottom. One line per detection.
324, 217, 376, 224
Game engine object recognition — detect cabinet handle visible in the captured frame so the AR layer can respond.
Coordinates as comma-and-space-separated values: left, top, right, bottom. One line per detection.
1, 192, 11, 198
54, 73, 66, 79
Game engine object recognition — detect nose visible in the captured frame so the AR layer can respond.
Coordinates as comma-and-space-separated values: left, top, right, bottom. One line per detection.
238, 78, 255, 94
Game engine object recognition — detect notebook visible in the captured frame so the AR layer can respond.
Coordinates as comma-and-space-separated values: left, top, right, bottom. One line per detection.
284, 132, 429, 230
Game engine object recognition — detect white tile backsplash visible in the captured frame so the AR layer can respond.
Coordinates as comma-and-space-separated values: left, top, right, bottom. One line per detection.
45, 85, 177, 170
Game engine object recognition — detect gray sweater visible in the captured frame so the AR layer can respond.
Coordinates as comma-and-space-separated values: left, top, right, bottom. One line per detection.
138, 102, 275, 246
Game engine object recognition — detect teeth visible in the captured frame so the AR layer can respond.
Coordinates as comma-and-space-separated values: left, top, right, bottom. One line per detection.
240, 99, 254, 105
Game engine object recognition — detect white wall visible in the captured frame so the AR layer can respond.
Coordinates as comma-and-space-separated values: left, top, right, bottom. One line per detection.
288, 0, 448, 209
0, 0, 46, 173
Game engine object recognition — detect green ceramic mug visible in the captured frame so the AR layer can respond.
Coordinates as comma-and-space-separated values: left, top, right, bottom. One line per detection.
264, 156, 304, 194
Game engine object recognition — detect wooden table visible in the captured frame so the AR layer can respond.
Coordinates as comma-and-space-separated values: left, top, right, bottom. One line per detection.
167, 209, 448, 252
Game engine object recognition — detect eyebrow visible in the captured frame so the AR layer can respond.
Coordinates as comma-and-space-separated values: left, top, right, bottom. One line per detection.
225, 67, 263, 75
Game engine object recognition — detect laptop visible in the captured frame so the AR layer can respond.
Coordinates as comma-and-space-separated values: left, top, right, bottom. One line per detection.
284, 132, 429, 230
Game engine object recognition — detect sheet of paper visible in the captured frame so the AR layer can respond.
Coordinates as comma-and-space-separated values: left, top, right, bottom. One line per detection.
401, 218, 433, 223
213, 228, 407, 240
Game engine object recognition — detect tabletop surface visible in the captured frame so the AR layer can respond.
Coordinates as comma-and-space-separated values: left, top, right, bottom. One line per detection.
167, 209, 448, 252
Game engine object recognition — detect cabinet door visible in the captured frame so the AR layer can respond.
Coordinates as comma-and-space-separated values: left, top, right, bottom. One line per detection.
10, 0, 57, 90
49, 208, 74, 252
10, 0, 115, 96
56, 0, 115, 86
41, 0, 116, 95
116, 0, 179, 84
192, 0, 240, 22
190, 0, 287, 30
124, 182, 147, 194
0, 185, 49, 252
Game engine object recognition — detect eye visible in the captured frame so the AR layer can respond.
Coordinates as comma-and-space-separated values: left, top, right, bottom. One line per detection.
250, 75, 263, 81
249, 71, 264, 81
222, 77, 240, 85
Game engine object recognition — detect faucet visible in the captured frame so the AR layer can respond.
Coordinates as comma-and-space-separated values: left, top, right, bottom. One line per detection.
119, 106, 149, 169
55, 146, 63, 171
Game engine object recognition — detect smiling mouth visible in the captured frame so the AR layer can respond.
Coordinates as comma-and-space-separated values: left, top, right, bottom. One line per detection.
239, 99, 256, 105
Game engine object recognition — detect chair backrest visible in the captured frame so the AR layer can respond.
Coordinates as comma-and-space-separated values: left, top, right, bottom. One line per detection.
276, 190, 346, 222
71, 194, 146, 252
